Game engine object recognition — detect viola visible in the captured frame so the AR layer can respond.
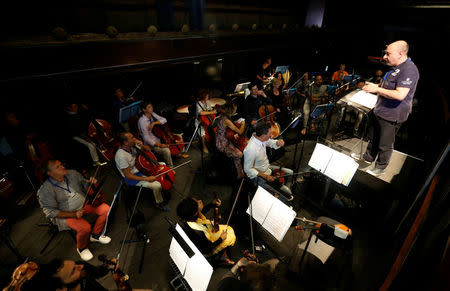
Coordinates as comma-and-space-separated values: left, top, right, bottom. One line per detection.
98, 255, 132, 291
88, 119, 120, 161
3, 261, 38, 291
134, 147, 175, 191
152, 123, 184, 156
225, 120, 249, 152
258, 104, 280, 138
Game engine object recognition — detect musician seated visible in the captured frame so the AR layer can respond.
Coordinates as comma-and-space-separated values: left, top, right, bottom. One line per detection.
37, 159, 111, 261
138, 101, 187, 168
65, 103, 106, 167
274, 71, 287, 90
195, 89, 217, 154
331, 64, 349, 84
244, 82, 273, 126
301, 75, 328, 135
176, 197, 236, 266
243, 122, 293, 200
114, 132, 170, 212
215, 101, 245, 179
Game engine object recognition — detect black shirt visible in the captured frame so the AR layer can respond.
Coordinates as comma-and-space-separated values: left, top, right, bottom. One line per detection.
243, 94, 273, 123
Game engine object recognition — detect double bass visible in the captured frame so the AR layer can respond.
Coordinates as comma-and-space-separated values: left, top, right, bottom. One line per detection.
133, 146, 175, 191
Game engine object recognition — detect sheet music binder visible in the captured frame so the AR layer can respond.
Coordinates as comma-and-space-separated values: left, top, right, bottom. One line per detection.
119, 101, 142, 123
311, 103, 334, 119
246, 186, 297, 242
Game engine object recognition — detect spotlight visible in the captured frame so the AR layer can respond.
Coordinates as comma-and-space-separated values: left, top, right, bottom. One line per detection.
251, 23, 257, 31
208, 24, 216, 33
282, 24, 287, 30
268, 24, 273, 30
232, 24, 239, 32
181, 24, 190, 33
147, 25, 158, 36
105, 26, 118, 38
52, 26, 68, 40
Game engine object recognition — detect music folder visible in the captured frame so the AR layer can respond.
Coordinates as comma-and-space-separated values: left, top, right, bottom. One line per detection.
234, 82, 251, 92
119, 101, 142, 123
169, 224, 213, 291
308, 143, 358, 186
246, 186, 297, 242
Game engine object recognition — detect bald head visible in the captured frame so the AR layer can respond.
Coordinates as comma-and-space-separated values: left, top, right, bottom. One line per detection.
389, 40, 409, 55
384, 40, 409, 66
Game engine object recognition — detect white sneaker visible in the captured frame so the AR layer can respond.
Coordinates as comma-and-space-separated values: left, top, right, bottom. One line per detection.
351, 153, 371, 164
77, 248, 93, 261
90, 234, 111, 244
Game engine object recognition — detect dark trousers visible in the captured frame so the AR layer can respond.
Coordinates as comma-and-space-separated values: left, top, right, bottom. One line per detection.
363, 112, 402, 169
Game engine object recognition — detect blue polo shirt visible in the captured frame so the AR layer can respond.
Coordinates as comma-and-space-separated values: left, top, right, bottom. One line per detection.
374, 58, 419, 123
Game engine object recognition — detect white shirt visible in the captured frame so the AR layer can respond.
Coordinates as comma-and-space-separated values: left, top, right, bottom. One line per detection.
115, 148, 139, 177
243, 134, 280, 179
138, 113, 167, 146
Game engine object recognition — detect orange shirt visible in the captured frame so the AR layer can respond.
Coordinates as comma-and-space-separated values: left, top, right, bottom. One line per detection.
331, 70, 349, 83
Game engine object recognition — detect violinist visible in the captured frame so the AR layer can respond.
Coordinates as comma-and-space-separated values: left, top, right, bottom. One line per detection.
243, 82, 272, 126
176, 197, 236, 266
138, 101, 184, 168
215, 101, 245, 179
243, 122, 294, 200
114, 132, 170, 212
195, 89, 217, 154
65, 103, 106, 167
37, 160, 111, 261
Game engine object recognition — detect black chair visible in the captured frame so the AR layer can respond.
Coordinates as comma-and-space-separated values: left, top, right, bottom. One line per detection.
37, 218, 76, 254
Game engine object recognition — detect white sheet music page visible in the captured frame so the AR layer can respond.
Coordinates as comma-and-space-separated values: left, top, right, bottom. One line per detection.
349, 90, 378, 109
184, 254, 213, 291
324, 151, 359, 186
298, 234, 335, 264
262, 198, 297, 242
246, 186, 274, 225
308, 143, 334, 173
169, 237, 190, 275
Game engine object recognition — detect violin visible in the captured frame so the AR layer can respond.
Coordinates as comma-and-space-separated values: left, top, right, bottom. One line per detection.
134, 146, 175, 191
152, 123, 184, 156
257, 104, 280, 138
88, 119, 120, 162
3, 261, 39, 291
98, 255, 132, 291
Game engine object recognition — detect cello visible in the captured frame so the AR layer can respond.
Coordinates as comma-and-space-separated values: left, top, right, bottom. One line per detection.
152, 123, 185, 156
133, 146, 175, 191
225, 120, 249, 152
197, 101, 217, 143
88, 119, 120, 162
257, 104, 280, 138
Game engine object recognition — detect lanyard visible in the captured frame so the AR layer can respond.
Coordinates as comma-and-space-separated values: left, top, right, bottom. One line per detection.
48, 176, 71, 193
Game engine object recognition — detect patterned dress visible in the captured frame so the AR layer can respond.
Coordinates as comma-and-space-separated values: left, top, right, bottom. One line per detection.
215, 116, 243, 177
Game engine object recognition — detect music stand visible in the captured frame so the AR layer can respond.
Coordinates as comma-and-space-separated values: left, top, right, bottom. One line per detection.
234, 82, 251, 93
119, 101, 142, 124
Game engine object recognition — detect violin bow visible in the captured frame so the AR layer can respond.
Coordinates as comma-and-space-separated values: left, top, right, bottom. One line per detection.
254, 110, 277, 123
225, 178, 245, 227
129, 81, 143, 99
153, 160, 191, 178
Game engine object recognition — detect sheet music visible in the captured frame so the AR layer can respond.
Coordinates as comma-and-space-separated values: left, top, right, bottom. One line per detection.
308, 143, 334, 173
246, 186, 274, 224
184, 254, 214, 291
169, 238, 190, 275
324, 151, 359, 186
175, 224, 202, 256
349, 90, 378, 109
298, 234, 334, 264
262, 198, 297, 242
